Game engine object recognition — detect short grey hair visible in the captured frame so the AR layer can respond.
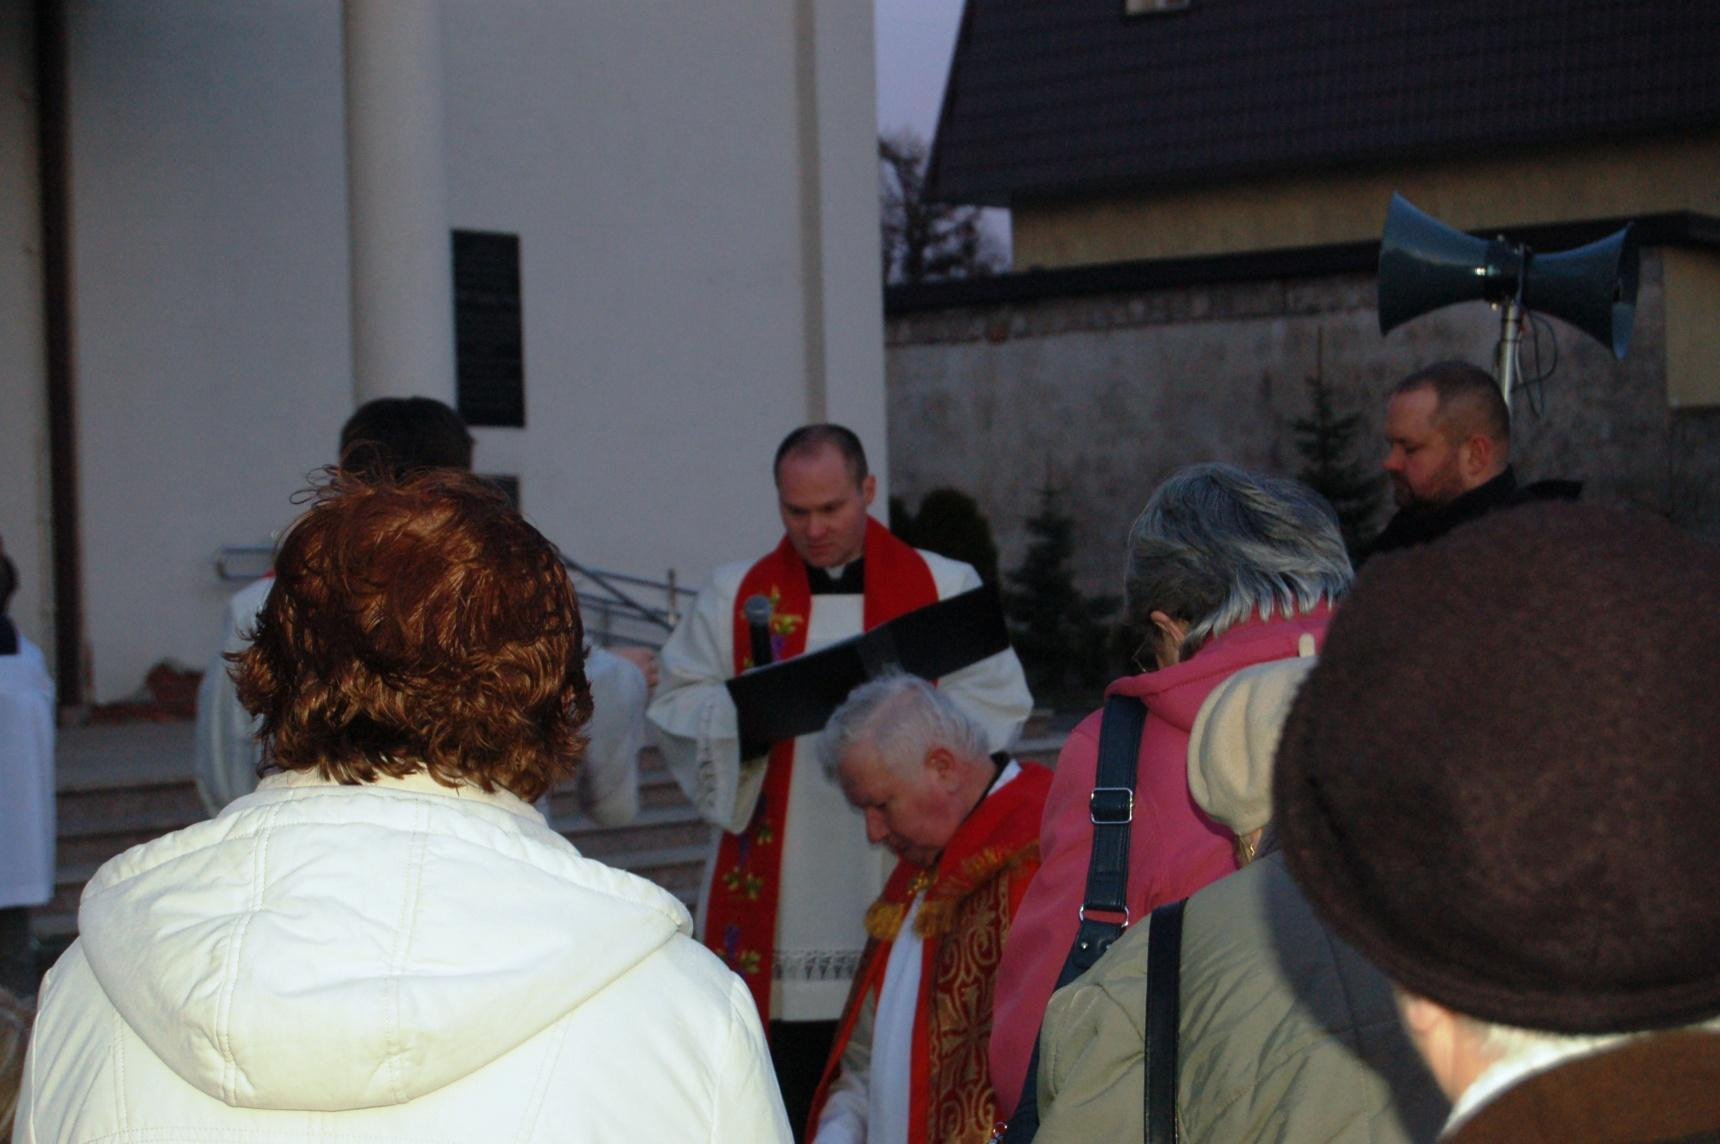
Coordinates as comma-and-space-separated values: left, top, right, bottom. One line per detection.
818, 672, 990, 782
1124, 463, 1352, 658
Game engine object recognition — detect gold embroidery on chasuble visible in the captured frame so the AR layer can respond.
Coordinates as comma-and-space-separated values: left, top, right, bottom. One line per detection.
928, 868, 1017, 1144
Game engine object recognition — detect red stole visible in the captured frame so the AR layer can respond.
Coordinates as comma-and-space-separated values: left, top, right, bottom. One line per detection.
808, 764, 1053, 1143
707, 516, 937, 1023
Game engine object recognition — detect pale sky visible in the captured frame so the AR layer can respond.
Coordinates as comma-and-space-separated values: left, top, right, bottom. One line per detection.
873, 0, 1011, 260
873, 0, 965, 143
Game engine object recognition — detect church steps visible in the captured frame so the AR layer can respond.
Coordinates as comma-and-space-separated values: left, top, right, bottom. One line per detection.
38, 726, 717, 953
38, 716, 1070, 957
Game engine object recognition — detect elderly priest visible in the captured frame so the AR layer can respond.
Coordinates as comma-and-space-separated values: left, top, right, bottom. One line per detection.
808, 673, 1050, 1144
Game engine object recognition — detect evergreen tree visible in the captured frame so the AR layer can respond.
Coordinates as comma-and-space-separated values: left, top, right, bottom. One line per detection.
1291, 371, 1385, 557
887, 494, 915, 541
907, 488, 999, 585
1003, 482, 1117, 705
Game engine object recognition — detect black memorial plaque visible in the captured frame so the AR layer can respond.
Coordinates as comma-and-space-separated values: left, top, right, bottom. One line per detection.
452, 229, 525, 427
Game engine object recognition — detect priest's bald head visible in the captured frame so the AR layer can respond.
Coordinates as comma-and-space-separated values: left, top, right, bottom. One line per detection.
773, 424, 877, 569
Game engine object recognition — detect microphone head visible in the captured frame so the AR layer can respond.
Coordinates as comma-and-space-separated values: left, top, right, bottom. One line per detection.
742, 594, 774, 626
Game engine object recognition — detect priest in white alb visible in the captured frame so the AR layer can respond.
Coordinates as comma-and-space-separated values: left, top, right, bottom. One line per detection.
648, 425, 1032, 1133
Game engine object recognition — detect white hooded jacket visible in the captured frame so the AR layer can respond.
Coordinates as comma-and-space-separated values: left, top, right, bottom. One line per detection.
17, 769, 790, 1143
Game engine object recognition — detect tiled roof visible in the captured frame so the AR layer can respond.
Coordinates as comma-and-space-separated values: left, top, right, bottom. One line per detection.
926, 0, 1720, 206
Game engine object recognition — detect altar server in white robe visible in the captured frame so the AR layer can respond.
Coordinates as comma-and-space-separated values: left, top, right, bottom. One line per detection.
0, 542, 56, 997
192, 397, 652, 824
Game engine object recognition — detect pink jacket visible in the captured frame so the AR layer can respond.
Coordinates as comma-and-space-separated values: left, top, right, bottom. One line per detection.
988, 607, 1334, 1115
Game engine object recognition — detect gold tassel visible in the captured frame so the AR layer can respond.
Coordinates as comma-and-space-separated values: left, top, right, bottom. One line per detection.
913, 842, 1040, 939
865, 898, 910, 942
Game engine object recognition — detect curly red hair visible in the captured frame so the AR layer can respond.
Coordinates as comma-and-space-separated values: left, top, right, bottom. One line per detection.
233, 469, 591, 802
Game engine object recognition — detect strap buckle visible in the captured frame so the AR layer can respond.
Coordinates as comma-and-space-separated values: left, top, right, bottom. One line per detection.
1089, 786, 1134, 825
1077, 903, 1131, 927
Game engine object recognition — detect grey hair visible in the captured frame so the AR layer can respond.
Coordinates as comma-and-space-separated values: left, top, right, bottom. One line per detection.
1124, 463, 1352, 658
818, 671, 990, 781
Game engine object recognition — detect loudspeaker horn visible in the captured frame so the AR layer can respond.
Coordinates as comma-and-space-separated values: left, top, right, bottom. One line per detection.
1378, 194, 1521, 336
1524, 228, 1639, 359
1377, 193, 1638, 360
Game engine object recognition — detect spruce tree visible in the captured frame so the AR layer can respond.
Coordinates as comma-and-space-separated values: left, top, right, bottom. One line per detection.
908, 488, 999, 585
1003, 482, 1116, 705
1291, 371, 1385, 557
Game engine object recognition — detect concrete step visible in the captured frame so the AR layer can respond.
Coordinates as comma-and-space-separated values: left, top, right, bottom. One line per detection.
39, 715, 1071, 948
38, 723, 713, 945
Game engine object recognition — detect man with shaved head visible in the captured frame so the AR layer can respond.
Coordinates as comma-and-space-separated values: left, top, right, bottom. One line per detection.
1366, 360, 1574, 559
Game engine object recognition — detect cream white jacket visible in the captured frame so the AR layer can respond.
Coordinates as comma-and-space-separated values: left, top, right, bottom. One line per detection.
17, 770, 790, 1143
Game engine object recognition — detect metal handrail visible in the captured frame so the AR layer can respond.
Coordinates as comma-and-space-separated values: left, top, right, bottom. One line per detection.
211, 545, 693, 646
214, 544, 275, 583
563, 557, 694, 639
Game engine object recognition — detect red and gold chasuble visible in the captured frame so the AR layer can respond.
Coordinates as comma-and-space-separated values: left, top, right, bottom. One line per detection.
707, 517, 937, 1023
807, 763, 1053, 1144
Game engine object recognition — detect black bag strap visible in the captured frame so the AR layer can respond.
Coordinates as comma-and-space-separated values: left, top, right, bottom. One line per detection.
1071, 694, 1146, 973
1144, 899, 1186, 1144
998, 695, 1147, 1144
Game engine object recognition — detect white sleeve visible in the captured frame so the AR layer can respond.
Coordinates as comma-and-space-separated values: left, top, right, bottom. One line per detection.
646, 570, 766, 835
812, 992, 875, 1144
0, 640, 56, 908
576, 644, 645, 827
928, 557, 1034, 752
192, 580, 268, 817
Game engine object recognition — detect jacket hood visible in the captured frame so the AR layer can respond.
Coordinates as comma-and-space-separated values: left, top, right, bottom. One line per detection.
76, 771, 690, 1112
1105, 608, 1331, 733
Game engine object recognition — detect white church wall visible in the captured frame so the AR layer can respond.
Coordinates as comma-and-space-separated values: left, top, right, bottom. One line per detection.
60, 0, 885, 700
68, 1, 352, 701
441, 0, 886, 584
0, 4, 54, 661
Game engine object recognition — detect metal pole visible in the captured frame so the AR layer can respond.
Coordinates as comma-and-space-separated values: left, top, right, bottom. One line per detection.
1494, 297, 1523, 422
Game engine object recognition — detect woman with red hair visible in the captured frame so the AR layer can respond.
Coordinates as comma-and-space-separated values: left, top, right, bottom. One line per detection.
17, 471, 790, 1142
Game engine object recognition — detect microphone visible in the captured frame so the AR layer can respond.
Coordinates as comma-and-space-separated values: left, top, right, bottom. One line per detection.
742, 594, 775, 669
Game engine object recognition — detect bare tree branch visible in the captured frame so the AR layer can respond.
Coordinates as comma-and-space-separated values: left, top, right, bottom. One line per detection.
879, 129, 1003, 285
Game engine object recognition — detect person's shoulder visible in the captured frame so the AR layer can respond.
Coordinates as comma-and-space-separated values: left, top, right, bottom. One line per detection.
0, 633, 55, 700
1051, 919, 1150, 1035
1007, 760, 1057, 810
1016, 757, 1057, 783
230, 575, 273, 612
913, 547, 982, 592
1042, 708, 1105, 797
1189, 850, 1276, 916
1066, 706, 1106, 749
10, 630, 50, 674
701, 556, 763, 598
222, 575, 275, 634
631, 933, 766, 1032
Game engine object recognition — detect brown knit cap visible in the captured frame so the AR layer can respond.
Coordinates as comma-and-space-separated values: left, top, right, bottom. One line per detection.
1275, 502, 1720, 1034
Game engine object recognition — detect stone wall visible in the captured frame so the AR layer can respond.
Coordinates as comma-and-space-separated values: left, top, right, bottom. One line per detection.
885, 249, 1710, 602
